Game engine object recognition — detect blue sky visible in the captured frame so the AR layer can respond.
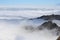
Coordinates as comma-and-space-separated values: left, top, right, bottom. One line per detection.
0, 0, 60, 5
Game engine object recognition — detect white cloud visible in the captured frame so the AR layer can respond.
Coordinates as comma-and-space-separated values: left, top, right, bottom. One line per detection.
0, 5, 59, 19
0, 20, 58, 40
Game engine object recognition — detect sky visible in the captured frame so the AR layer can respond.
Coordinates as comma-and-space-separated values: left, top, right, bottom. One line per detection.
0, 0, 60, 6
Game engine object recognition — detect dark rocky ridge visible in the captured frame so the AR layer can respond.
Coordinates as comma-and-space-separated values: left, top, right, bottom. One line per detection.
38, 21, 60, 35
38, 21, 58, 30
37, 14, 60, 20
30, 14, 60, 20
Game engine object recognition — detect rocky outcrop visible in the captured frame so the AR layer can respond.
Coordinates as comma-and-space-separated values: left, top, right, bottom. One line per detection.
57, 36, 60, 40
33, 14, 60, 20
38, 21, 58, 30
37, 21, 60, 35
40, 14, 60, 20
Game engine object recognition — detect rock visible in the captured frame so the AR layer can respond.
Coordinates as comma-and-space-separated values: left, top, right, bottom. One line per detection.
57, 36, 60, 40
33, 14, 60, 20
38, 21, 58, 30
38, 21, 60, 35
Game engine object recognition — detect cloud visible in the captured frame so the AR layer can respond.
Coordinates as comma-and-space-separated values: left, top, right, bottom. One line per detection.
0, 5, 59, 19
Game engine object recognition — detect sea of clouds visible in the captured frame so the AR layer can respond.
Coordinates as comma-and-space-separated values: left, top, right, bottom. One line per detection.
0, 5, 59, 40
0, 19, 59, 40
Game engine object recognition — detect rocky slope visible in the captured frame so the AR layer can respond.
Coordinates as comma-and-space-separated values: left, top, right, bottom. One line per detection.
37, 21, 60, 35
30, 14, 60, 20
38, 21, 58, 30
40, 14, 60, 20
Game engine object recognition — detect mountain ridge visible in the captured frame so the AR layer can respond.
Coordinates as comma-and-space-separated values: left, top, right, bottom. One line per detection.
30, 14, 60, 20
